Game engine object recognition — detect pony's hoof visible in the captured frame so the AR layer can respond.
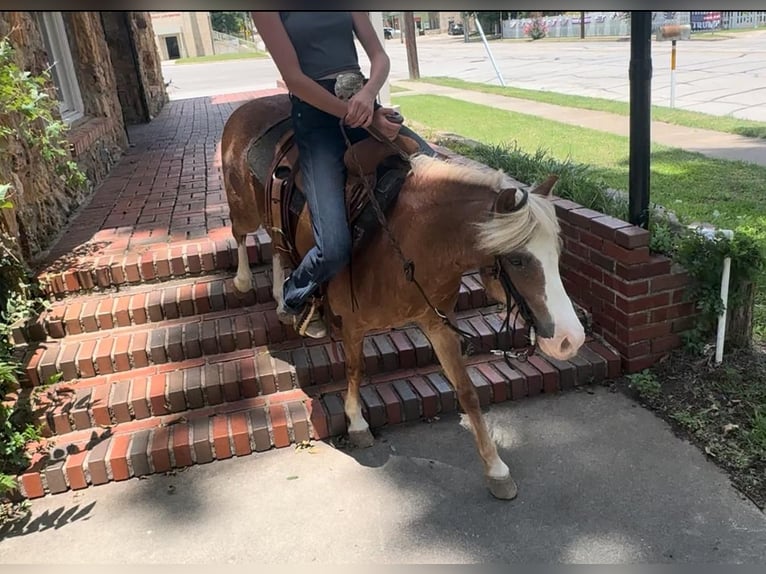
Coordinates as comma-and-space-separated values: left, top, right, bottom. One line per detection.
348, 429, 375, 449
487, 474, 518, 500
232, 277, 252, 295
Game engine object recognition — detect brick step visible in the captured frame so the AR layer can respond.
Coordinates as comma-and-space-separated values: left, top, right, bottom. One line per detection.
16, 339, 621, 500
37, 228, 273, 298
34, 306, 537, 434
24, 288, 507, 388
24, 268, 490, 344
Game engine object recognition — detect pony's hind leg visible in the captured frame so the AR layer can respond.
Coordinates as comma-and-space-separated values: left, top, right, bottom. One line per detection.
342, 332, 374, 448
421, 320, 518, 500
233, 233, 253, 293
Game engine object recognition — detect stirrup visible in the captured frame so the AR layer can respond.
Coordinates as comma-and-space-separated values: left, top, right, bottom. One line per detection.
293, 297, 327, 339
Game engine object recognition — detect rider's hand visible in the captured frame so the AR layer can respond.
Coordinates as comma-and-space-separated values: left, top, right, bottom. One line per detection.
344, 87, 376, 128
371, 107, 402, 141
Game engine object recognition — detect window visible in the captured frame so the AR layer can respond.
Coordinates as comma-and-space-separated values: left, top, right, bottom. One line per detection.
37, 12, 84, 124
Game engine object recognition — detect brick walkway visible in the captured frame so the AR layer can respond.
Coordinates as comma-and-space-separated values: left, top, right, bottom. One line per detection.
37, 89, 284, 296
13, 89, 620, 500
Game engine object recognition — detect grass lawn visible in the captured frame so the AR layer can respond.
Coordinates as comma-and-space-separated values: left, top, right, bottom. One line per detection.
173, 51, 268, 64
412, 77, 766, 139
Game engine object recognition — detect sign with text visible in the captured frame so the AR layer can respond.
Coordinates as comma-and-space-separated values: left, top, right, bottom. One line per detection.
690, 11, 722, 31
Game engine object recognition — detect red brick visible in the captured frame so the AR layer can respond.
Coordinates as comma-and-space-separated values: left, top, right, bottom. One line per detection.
95, 338, 115, 375
170, 246, 185, 276
63, 301, 83, 335
220, 360, 241, 402
579, 229, 603, 250
624, 354, 659, 374
376, 382, 402, 425
110, 260, 126, 285
194, 282, 211, 314
172, 423, 194, 468
467, 368, 492, 407
565, 207, 605, 230
269, 404, 290, 448
250, 406, 272, 450
19, 472, 45, 499
286, 401, 311, 443
149, 374, 169, 415
76, 339, 98, 378
140, 252, 156, 281
229, 411, 252, 456
46, 308, 66, 338
109, 434, 132, 481
80, 299, 100, 332
528, 356, 559, 394
149, 427, 171, 473
156, 255, 171, 279
63, 270, 80, 292
392, 379, 421, 420
96, 299, 115, 330
591, 281, 616, 305
603, 274, 650, 297
426, 372, 456, 412
587, 341, 622, 379
409, 376, 438, 418
603, 242, 650, 266
113, 297, 131, 328
616, 255, 672, 281
590, 249, 616, 273
492, 360, 527, 400
322, 392, 347, 436
57, 342, 80, 381
615, 292, 671, 314
603, 331, 651, 359
112, 334, 132, 372
652, 334, 682, 354
65, 450, 89, 490
615, 226, 650, 249
360, 385, 386, 428
24, 347, 45, 387
325, 342, 346, 380
130, 332, 149, 368
306, 397, 329, 440
239, 356, 259, 398
51, 403, 72, 434
212, 414, 232, 459
590, 215, 632, 241
389, 331, 416, 369
615, 321, 672, 345
89, 382, 111, 425
672, 316, 698, 333
130, 375, 151, 419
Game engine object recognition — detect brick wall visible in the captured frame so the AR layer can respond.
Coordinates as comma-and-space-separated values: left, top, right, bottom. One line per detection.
552, 198, 697, 373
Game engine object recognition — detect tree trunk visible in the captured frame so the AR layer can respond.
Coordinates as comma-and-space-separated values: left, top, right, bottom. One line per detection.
726, 280, 755, 349
403, 12, 420, 80
580, 11, 586, 39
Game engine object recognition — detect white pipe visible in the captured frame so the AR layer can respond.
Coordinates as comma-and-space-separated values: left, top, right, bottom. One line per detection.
694, 227, 734, 364
474, 13, 506, 86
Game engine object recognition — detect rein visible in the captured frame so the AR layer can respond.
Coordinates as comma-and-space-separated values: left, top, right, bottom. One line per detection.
339, 119, 538, 362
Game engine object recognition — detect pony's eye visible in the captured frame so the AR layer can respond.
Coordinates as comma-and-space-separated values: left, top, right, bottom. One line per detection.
508, 258, 524, 267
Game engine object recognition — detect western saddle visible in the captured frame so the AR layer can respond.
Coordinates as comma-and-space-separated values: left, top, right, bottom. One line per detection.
264, 122, 423, 270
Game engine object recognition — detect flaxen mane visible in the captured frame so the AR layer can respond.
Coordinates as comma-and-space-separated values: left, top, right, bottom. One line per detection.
407, 154, 560, 255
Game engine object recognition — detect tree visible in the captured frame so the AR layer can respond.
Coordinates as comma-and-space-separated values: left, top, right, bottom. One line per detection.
210, 11, 247, 37
475, 11, 502, 35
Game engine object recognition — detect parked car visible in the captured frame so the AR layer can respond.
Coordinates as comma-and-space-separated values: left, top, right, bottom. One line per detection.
449, 22, 464, 35
384, 27, 397, 39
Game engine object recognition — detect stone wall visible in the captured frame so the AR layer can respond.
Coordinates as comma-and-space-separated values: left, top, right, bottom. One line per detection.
0, 11, 165, 263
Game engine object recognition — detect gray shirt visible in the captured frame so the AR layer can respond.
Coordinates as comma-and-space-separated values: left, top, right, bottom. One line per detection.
280, 11, 362, 80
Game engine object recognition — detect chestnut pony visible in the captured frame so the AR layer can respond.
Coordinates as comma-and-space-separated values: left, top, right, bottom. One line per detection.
221, 94, 585, 499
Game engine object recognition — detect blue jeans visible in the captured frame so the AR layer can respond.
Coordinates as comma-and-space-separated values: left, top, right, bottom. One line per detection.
283, 87, 436, 315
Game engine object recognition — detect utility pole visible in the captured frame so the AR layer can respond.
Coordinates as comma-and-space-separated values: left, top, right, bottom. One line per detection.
403, 11, 420, 80
580, 11, 586, 39
628, 11, 653, 229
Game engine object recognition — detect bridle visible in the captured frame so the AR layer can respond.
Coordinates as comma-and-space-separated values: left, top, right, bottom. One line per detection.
334, 73, 538, 362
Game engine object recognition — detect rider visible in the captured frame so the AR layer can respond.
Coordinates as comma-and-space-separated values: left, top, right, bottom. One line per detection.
251, 11, 403, 338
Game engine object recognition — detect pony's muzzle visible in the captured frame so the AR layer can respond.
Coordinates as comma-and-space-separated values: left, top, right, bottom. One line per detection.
537, 323, 586, 361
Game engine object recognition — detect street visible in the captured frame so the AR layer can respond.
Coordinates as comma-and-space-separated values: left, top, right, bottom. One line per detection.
162, 31, 766, 121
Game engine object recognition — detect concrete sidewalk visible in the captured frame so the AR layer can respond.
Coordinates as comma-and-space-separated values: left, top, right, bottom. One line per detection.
394, 81, 766, 168
1, 387, 764, 563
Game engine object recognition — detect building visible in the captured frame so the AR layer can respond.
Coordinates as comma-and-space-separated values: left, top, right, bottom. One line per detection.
150, 12, 215, 61
0, 12, 167, 262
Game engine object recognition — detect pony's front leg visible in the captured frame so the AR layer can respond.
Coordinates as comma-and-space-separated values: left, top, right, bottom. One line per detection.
233, 233, 254, 293
342, 332, 374, 448
422, 320, 518, 500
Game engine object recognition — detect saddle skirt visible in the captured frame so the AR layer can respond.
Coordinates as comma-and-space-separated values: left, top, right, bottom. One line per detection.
263, 125, 422, 269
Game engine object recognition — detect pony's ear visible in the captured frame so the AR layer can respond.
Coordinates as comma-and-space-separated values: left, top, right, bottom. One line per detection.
494, 187, 519, 213
531, 174, 558, 197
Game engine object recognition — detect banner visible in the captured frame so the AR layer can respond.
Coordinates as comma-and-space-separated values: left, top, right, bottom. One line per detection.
690, 11, 722, 31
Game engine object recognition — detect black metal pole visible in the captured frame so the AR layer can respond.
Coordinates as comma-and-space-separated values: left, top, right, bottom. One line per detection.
628, 11, 652, 229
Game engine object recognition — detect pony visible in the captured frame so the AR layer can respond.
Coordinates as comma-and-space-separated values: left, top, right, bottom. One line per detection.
221, 94, 585, 499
